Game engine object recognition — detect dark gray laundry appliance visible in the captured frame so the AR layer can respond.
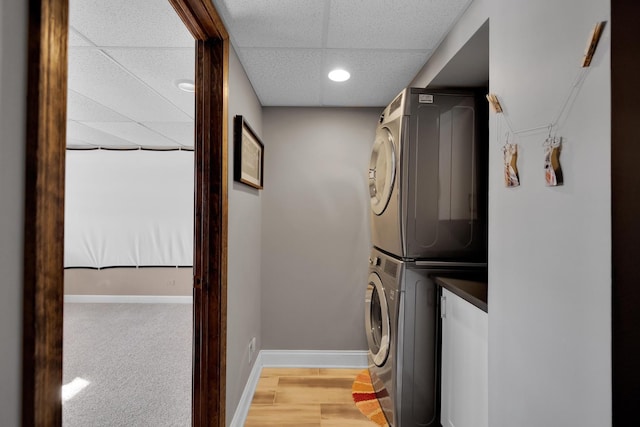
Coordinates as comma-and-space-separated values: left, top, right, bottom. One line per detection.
369, 87, 487, 261
365, 247, 486, 427
365, 87, 488, 427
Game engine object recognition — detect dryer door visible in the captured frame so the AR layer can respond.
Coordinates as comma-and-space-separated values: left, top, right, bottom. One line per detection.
369, 127, 396, 215
365, 272, 390, 366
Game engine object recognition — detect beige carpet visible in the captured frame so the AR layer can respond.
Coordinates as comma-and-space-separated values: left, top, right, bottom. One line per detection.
62, 303, 192, 426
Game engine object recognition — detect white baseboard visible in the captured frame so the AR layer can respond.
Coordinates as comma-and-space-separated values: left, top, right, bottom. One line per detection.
228, 349, 368, 427
228, 351, 265, 427
64, 295, 193, 304
260, 349, 368, 368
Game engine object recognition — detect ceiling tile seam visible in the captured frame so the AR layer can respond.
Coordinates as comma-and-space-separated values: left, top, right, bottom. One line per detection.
318, 0, 331, 106
96, 49, 194, 122
71, 119, 143, 148
238, 46, 432, 54
67, 136, 99, 147
321, 0, 331, 49
69, 26, 97, 47
71, 46, 194, 52
137, 122, 191, 149
66, 122, 120, 148
68, 88, 133, 123
78, 121, 189, 150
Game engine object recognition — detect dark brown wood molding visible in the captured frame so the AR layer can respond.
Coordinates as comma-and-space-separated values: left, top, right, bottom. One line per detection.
612, 0, 640, 422
168, 1, 229, 426
169, 0, 229, 41
23, 0, 68, 425
191, 36, 229, 427
23, 0, 228, 425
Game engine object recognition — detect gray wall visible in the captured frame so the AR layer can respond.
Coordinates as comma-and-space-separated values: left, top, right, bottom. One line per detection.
413, 0, 612, 425
0, 0, 26, 424
226, 45, 263, 424
261, 107, 379, 350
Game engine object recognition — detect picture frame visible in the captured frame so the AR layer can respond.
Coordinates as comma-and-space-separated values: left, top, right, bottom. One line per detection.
233, 115, 264, 189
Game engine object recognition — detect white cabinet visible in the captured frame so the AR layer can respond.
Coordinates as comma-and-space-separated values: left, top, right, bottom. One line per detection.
440, 288, 488, 427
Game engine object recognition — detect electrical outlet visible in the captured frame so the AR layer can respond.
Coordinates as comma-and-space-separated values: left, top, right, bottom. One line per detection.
248, 337, 256, 364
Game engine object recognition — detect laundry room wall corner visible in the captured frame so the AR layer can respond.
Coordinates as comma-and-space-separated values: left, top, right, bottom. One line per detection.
409, 0, 612, 425
226, 44, 264, 425
261, 107, 380, 351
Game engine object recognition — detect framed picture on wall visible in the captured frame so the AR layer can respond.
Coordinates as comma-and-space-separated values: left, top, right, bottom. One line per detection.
234, 115, 264, 189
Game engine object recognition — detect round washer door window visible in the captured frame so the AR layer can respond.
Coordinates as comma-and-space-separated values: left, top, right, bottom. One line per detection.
365, 272, 390, 366
369, 127, 396, 216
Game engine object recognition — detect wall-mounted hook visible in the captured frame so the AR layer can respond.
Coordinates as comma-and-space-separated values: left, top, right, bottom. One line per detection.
582, 21, 607, 67
486, 93, 503, 113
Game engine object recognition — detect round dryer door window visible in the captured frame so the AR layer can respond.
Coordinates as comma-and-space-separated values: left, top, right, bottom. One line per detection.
369, 127, 396, 216
365, 272, 390, 367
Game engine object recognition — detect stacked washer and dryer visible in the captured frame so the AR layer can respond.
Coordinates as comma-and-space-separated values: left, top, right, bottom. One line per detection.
365, 88, 488, 427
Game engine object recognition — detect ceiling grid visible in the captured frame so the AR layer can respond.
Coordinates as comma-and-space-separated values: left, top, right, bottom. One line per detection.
67, 0, 476, 148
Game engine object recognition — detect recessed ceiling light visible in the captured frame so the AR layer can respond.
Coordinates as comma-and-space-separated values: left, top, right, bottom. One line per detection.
328, 69, 350, 82
175, 79, 195, 93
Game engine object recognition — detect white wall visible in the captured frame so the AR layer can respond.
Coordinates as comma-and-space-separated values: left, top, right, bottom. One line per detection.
413, 0, 611, 425
64, 150, 194, 268
0, 0, 27, 424
226, 45, 263, 424
261, 107, 379, 350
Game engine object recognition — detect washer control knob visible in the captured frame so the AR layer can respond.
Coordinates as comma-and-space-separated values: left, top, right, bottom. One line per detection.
369, 256, 380, 266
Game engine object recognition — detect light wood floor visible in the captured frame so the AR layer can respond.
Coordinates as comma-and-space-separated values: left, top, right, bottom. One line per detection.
244, 367, 377, 427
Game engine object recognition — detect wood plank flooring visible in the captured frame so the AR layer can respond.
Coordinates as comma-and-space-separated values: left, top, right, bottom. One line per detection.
244, 368, 378, 427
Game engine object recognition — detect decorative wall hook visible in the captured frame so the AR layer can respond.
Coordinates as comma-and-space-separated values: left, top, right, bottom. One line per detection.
544, 136, 563, 186
486, 93, 503, 113
582, 21, 607, 67
502, 134, 520, 187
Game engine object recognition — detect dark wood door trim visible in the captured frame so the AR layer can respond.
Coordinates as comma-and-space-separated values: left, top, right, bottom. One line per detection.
168, 2, 229, 426
22, 0, 68, 425
169, 0, 228, 40
23, 0, 228, 426
191, 37, 229, 427
612, 0, 640, 421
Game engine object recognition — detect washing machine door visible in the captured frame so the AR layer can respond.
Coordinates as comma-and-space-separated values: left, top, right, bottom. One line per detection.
365, 272, 390, 366
369, 127, 396, 216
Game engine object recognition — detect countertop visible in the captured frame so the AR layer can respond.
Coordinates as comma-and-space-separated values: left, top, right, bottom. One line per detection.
434, 277, 488, 313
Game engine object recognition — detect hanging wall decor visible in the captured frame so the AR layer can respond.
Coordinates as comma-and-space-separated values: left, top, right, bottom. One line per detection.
502, 136, 520, 188
582, 21, 607, 67
486, 20, 606, 189
234, 115, 264, 190
543, 136, 563, 186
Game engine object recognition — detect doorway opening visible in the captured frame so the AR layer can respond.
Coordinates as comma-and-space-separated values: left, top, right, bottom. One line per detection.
62, 2, 196, 422
22, 1, 229, 425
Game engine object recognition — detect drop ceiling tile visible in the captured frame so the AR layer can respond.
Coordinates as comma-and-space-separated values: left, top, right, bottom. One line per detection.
238, 48, 323, 106
215, 0, 326, 48
67, 90, 131, 122
104, 48, 195, 119
83, 122, 185, 148
70, 0, 192, 47
67, 121, 138, 148
68, 49, 192, 123
326, 0, 471, 50
321, 49, 432, 107
143, 122, 195, 148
